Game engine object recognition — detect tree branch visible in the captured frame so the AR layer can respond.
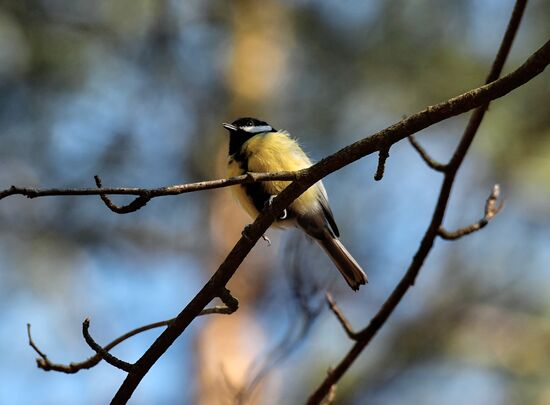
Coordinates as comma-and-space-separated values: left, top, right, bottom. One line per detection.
438, 184, 504, 240
94, 176, 151, 214
27, 289, 238, 374
0, 172, 301, 201
374, 145, 391, 181
2, 36, 548, 207
82, 318, 134, 373
325, 293, 359, 340
307, 1, 531, 403
27, 321, 172, 373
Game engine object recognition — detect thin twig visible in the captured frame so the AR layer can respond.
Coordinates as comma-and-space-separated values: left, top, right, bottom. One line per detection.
27, 320, 172, 373
438, 184, 504, 240
27, 324, 52, 370
80, 291, 237, 373
219, 288, 239, 313
484, 184, 504, 220
374, 145, 390, 181
82, 318, 134, 373
200, 288, 239, 315
0, 171, 302, 201
325, 293, 359, 340
94, 176, 151, 214
408, 135, 447, 172
27, 291, 238, 374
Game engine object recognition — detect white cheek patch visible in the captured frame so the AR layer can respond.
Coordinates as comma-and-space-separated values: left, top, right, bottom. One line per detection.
241, 125, 273, 133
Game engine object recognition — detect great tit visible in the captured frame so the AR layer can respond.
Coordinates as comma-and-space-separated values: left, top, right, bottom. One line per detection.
223, 117, 367, 291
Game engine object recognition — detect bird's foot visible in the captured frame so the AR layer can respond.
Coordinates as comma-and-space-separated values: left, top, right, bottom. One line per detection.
241, 225, 271, 246
261, 234, 272, 246
241, 224, 253, 240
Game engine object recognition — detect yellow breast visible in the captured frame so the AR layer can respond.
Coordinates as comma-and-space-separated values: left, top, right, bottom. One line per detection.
227, 131, 323, 220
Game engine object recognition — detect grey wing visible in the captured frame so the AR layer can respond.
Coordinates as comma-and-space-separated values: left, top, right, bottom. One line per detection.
316, 181, 340, 238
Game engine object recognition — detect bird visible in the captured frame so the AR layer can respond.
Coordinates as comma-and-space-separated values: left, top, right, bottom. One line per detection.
223, 117, 367, 291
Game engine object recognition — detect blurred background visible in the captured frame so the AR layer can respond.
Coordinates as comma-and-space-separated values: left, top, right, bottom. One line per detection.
0, 0, 549, 404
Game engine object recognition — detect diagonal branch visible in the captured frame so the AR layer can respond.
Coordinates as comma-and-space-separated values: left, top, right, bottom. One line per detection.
438, 184, 504, 240
115, 34, 549, 404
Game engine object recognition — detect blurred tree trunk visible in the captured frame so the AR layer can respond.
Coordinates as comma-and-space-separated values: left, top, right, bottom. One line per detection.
194, 1, 292, 404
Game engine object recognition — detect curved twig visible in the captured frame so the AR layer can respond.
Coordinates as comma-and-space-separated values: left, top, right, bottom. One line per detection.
408, 134, 447, 172
82, 318, 134, 372
27, 289, 238, 374
94, 176, 151, 214
438, 184, 504, 240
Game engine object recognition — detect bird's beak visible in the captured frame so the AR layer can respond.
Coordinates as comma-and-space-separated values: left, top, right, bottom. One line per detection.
222, 123, 237, 131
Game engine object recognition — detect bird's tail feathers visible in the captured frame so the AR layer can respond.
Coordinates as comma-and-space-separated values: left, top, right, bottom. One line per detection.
317, 236, 367, 291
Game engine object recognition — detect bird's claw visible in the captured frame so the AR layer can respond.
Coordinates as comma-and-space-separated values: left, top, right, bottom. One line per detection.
266, 195, 288, 220
241, 224, 253, 240
241, 225, 271, 246
261, 234, 272, 246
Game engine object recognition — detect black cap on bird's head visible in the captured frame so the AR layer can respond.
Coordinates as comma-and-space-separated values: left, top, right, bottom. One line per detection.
223, 117, 277, 155
222, 117, 275, 134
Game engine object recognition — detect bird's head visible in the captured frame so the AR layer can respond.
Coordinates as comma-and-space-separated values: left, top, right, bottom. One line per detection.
223, 117, 277, 155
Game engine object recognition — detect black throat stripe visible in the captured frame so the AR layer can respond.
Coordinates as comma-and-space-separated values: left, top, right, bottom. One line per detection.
243, 182, 272, 213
